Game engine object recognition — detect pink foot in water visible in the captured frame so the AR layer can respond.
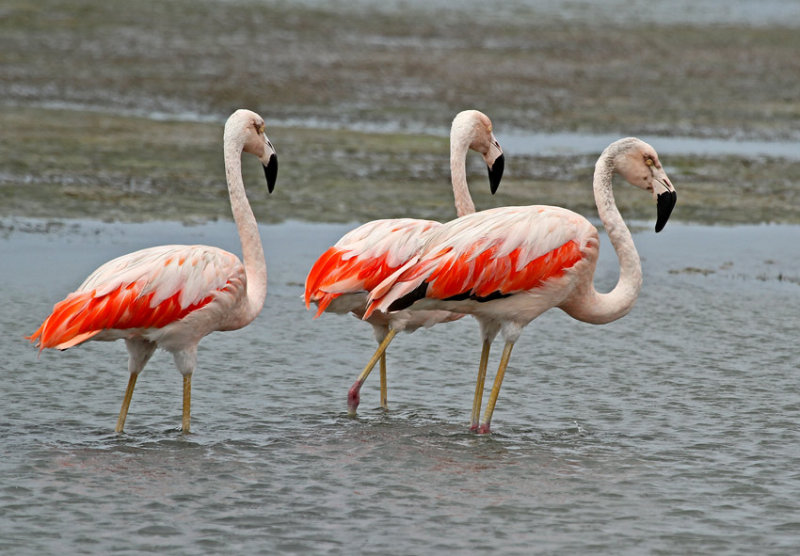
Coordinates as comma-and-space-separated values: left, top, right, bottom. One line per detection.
476, 423, 491, 434
347, 380, 363, 415
469, 423, 480, 432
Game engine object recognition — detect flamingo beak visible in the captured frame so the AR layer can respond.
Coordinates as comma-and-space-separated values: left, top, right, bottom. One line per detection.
263, 153, 278, 193
487, 153, 505, 195
655, 190, 677, 232
654, 171, 676, 232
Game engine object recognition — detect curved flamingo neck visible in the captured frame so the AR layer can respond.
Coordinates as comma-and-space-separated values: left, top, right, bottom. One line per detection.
570, 155, 642, 324
224, 138, 267, 324
450, 131, 476, 217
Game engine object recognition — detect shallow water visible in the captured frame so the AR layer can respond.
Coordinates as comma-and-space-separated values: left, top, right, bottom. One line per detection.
1, 218, 799, 554
500, 132, 800, 160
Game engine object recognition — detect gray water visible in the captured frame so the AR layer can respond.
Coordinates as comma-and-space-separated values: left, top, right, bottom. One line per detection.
2, 218, 799, 554
299, 0, 800, 27
500, 132, 800, 160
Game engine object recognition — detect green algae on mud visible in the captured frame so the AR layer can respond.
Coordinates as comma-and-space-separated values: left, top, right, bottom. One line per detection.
2, 0, 799, 140
2, 106, 799, 226
2, 0, 798, 226
0, 106, 463, 224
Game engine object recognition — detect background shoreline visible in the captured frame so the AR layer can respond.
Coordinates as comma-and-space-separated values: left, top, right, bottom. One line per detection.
2, 0, 798, 226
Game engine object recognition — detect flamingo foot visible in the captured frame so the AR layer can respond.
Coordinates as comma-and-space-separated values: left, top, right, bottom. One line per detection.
476, 423, 491, 434
469, 422, 480, 432
347, 380, 363, 416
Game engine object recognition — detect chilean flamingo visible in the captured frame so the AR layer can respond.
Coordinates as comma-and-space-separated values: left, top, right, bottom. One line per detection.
304, 110, 504, 414
365, 137, 677, 433
28, 109, 278, 433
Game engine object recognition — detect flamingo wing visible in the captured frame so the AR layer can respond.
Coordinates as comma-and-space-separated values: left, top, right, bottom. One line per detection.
365, 206, 591, 317
304, 218, 440, 317
29, 245, 243, 350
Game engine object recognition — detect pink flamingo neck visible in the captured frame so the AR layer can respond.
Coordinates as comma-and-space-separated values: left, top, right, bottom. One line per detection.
450, 128, 477, 218
223, 136, 267, 325
565, 154, 643, 325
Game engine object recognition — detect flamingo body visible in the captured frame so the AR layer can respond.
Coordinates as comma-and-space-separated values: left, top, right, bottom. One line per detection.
371, 207, 592, 321
305, 218, 439, 318
365, 206, 598, 355
304, 109, 505, 413
29, 109, 279, 433
365, 138, 677, 433
30, 245, 247, 351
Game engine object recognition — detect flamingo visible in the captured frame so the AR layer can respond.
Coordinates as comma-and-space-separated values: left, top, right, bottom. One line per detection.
304, 110, 505, 414
28, 109, 278, 433
365, 137, 677, 433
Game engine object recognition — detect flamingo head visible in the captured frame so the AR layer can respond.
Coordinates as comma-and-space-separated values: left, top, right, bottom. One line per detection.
226, 109, 279, 193
452, 110, 505, 194
610, 138, 677, 232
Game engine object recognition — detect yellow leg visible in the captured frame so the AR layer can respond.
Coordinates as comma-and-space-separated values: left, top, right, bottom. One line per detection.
379, 351, 388, 410
470, 339, 492, 430
357, 329, 398, 384
182, 374, 191, 433
478, 341, 515, 434
115, 373, 139, 433
348, 328, 398, 415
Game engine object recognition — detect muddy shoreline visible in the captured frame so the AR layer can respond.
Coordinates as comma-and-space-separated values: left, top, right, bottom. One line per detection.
2, 106, 798, 225
1, 1, 797, 224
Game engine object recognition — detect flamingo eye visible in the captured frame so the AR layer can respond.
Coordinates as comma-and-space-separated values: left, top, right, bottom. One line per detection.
645, 157, 654, 167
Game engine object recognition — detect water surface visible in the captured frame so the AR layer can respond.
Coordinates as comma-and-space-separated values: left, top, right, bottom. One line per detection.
500, 132, 800, 160
2, 219, 799, 554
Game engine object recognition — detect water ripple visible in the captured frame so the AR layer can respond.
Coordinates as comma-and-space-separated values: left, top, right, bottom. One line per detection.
2, 221, 799, 554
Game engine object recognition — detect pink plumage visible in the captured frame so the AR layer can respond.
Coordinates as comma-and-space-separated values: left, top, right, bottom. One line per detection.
29, 109, 279, 433
304, 110, 505, 413
30, 245, 241, 350
304, 219, 439, 317
365, 138, 677, 433
364, 206, 591, 317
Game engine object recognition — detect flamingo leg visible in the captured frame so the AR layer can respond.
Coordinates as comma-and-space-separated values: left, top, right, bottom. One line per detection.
470, 339, 492, 431
379, 351, 388, 410
116, 339, 156, 433
348, 328, 398, 416
477, 341, 515, 434
115, 373, 139, 433
182, 374, 192, 433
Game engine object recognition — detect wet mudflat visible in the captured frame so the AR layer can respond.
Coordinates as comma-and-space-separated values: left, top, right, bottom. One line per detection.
3, 106, 799, 226
3, 0, 799, 138
1, 0, 799, 226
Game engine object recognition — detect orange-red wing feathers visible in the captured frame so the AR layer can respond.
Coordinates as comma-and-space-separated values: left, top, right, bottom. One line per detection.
28, 283, 216, 351
426, 240, 583, 300
303, 247, 341, 307
29, 245, 240, 350
364, 206, 593, 318
304, 218, 440, 317
305, 247, 403, 318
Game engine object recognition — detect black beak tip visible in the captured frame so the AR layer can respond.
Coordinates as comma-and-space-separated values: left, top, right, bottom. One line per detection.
488, 153, 505, 195
263, 154, 278, 193
655, 190, 677, 233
